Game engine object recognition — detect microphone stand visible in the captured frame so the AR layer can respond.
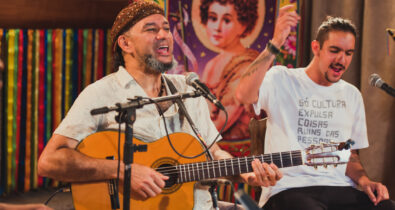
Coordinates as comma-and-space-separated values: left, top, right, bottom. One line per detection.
209, 183, 219, 210
114, 105, 147, 210
91, 91, 202, 210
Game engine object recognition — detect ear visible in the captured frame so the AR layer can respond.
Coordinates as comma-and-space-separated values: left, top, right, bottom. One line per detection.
239, 25, 248, 37
311, 40, 320, 57
117, 35, 134, 54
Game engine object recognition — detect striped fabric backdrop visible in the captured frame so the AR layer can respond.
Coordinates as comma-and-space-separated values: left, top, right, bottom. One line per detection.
0, 29, 113, 195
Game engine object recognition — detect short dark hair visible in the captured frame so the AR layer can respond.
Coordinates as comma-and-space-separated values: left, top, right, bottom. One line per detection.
200, 0, 258, 38
315, 16, 357, 48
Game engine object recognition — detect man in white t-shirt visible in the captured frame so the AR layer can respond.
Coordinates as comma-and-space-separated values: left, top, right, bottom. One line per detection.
236, 6, 394, 210
37, 1, 284, 209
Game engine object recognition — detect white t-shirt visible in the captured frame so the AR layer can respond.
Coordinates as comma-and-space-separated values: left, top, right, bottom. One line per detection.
253, 66, 369, 206
55, 66, 220, 209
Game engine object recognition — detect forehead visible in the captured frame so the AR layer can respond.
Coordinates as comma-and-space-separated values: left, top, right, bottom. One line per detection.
209, 2, 236, 15
323, 31, 356, 49
131, 14, 168, 30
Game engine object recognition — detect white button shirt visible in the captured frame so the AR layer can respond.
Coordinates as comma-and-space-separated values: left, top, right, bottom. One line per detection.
55, 66, 220, 209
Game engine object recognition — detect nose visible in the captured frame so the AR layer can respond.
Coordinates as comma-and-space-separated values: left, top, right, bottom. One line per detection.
212, 20, 222, 32
335, 51, 346, 65
156, 28, 169, 40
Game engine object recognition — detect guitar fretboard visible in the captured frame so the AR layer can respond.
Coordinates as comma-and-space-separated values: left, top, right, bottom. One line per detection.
156, 150, 303, 184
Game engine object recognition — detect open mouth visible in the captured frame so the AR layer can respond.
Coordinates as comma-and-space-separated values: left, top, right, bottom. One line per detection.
157, 45, 170, 55
329, 63, 344, 73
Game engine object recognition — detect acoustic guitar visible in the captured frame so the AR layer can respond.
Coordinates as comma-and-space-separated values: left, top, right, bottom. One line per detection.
71, 131, 352, 210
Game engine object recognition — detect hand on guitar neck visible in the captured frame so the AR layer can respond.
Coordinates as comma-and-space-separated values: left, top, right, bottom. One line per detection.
242, 160, 282, 187
208, 142, 283, 188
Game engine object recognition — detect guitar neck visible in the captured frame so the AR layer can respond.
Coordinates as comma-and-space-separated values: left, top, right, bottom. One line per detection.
157, 150, 303, 184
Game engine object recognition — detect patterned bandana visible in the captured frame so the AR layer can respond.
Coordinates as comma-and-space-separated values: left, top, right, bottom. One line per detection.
110, 0, 164, 52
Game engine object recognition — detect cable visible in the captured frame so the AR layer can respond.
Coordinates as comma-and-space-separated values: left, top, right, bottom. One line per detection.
44, 186, 70, 205
145, 96, 228, 159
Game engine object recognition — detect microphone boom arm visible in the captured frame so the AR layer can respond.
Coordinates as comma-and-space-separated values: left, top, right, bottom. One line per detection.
91, 91, 202, 115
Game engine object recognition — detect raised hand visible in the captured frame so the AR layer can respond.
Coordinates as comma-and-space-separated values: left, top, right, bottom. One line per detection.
271, 5, 300, 48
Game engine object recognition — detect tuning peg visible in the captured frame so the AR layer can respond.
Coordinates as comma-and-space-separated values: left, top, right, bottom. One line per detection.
345, 139, 355, 149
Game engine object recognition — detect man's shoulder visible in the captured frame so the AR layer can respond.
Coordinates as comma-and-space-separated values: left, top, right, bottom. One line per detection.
337, 79, 361, 94
82, 72, 118, 94
267, 65, 305, 79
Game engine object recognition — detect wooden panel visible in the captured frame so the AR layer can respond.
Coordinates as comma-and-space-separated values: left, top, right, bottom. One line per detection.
248, 118, 267, 155
0, 0, 129, 28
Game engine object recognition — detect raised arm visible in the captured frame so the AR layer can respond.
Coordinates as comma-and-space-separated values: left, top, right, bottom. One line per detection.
38, 134, 168, 200
346, 150, 389, 206
236, 5, 300, 105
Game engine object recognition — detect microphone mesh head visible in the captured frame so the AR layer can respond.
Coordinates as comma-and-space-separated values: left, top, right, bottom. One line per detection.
185, 72, 199, 86
369, 73, 383, 88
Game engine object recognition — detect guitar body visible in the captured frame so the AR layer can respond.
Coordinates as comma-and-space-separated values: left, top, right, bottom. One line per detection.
71, 131, 208, 210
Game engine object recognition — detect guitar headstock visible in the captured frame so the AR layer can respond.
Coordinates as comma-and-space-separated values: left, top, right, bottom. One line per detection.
304, 139, 355, 168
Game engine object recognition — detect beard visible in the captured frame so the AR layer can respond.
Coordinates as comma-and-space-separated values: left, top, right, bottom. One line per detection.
143, 54, 178, 74
324, 72, 340, 84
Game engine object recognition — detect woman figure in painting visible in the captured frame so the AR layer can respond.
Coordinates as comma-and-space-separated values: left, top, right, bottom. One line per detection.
200, 0, 259, 157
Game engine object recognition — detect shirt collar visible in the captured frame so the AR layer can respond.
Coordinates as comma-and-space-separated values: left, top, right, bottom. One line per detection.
115, 66, 171, 93
115, 66, 136, 88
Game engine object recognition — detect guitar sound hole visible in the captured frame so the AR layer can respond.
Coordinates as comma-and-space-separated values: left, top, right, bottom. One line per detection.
157, 164, 179, 188
152, 157, 182, 194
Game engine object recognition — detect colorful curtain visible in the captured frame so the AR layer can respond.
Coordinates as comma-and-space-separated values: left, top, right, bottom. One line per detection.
0, 29, 113, 195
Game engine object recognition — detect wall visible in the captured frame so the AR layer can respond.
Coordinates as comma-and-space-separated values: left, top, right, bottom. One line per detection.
0, 0, 128, 28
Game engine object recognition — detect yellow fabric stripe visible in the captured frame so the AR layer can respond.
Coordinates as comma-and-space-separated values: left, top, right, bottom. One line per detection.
32, 30, 40, 189
6, 29, 16, 192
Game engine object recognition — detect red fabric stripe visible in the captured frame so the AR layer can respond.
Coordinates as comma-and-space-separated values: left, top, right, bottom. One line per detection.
51, 30, 56, 126
15, 30, 24, 189
38, 30, 45, 187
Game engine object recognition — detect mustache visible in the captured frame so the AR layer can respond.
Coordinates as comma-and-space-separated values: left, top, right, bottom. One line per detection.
330, 63, 345, 70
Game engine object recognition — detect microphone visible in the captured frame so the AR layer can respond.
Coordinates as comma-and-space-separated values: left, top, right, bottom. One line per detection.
185, 72, 225, 110
369, 74, 395, 97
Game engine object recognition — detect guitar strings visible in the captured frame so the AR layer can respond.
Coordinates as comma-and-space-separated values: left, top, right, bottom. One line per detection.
154, 144, 343, 180
158, 161, 308, 178
154, 152, 303, 171
155, 153, 304, 173
159, 153, 338, 180
155, 147, 340, 174
155, 152, 303, 176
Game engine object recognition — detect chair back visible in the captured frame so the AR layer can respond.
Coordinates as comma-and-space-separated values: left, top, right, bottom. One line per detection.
248, 118, 267, 155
